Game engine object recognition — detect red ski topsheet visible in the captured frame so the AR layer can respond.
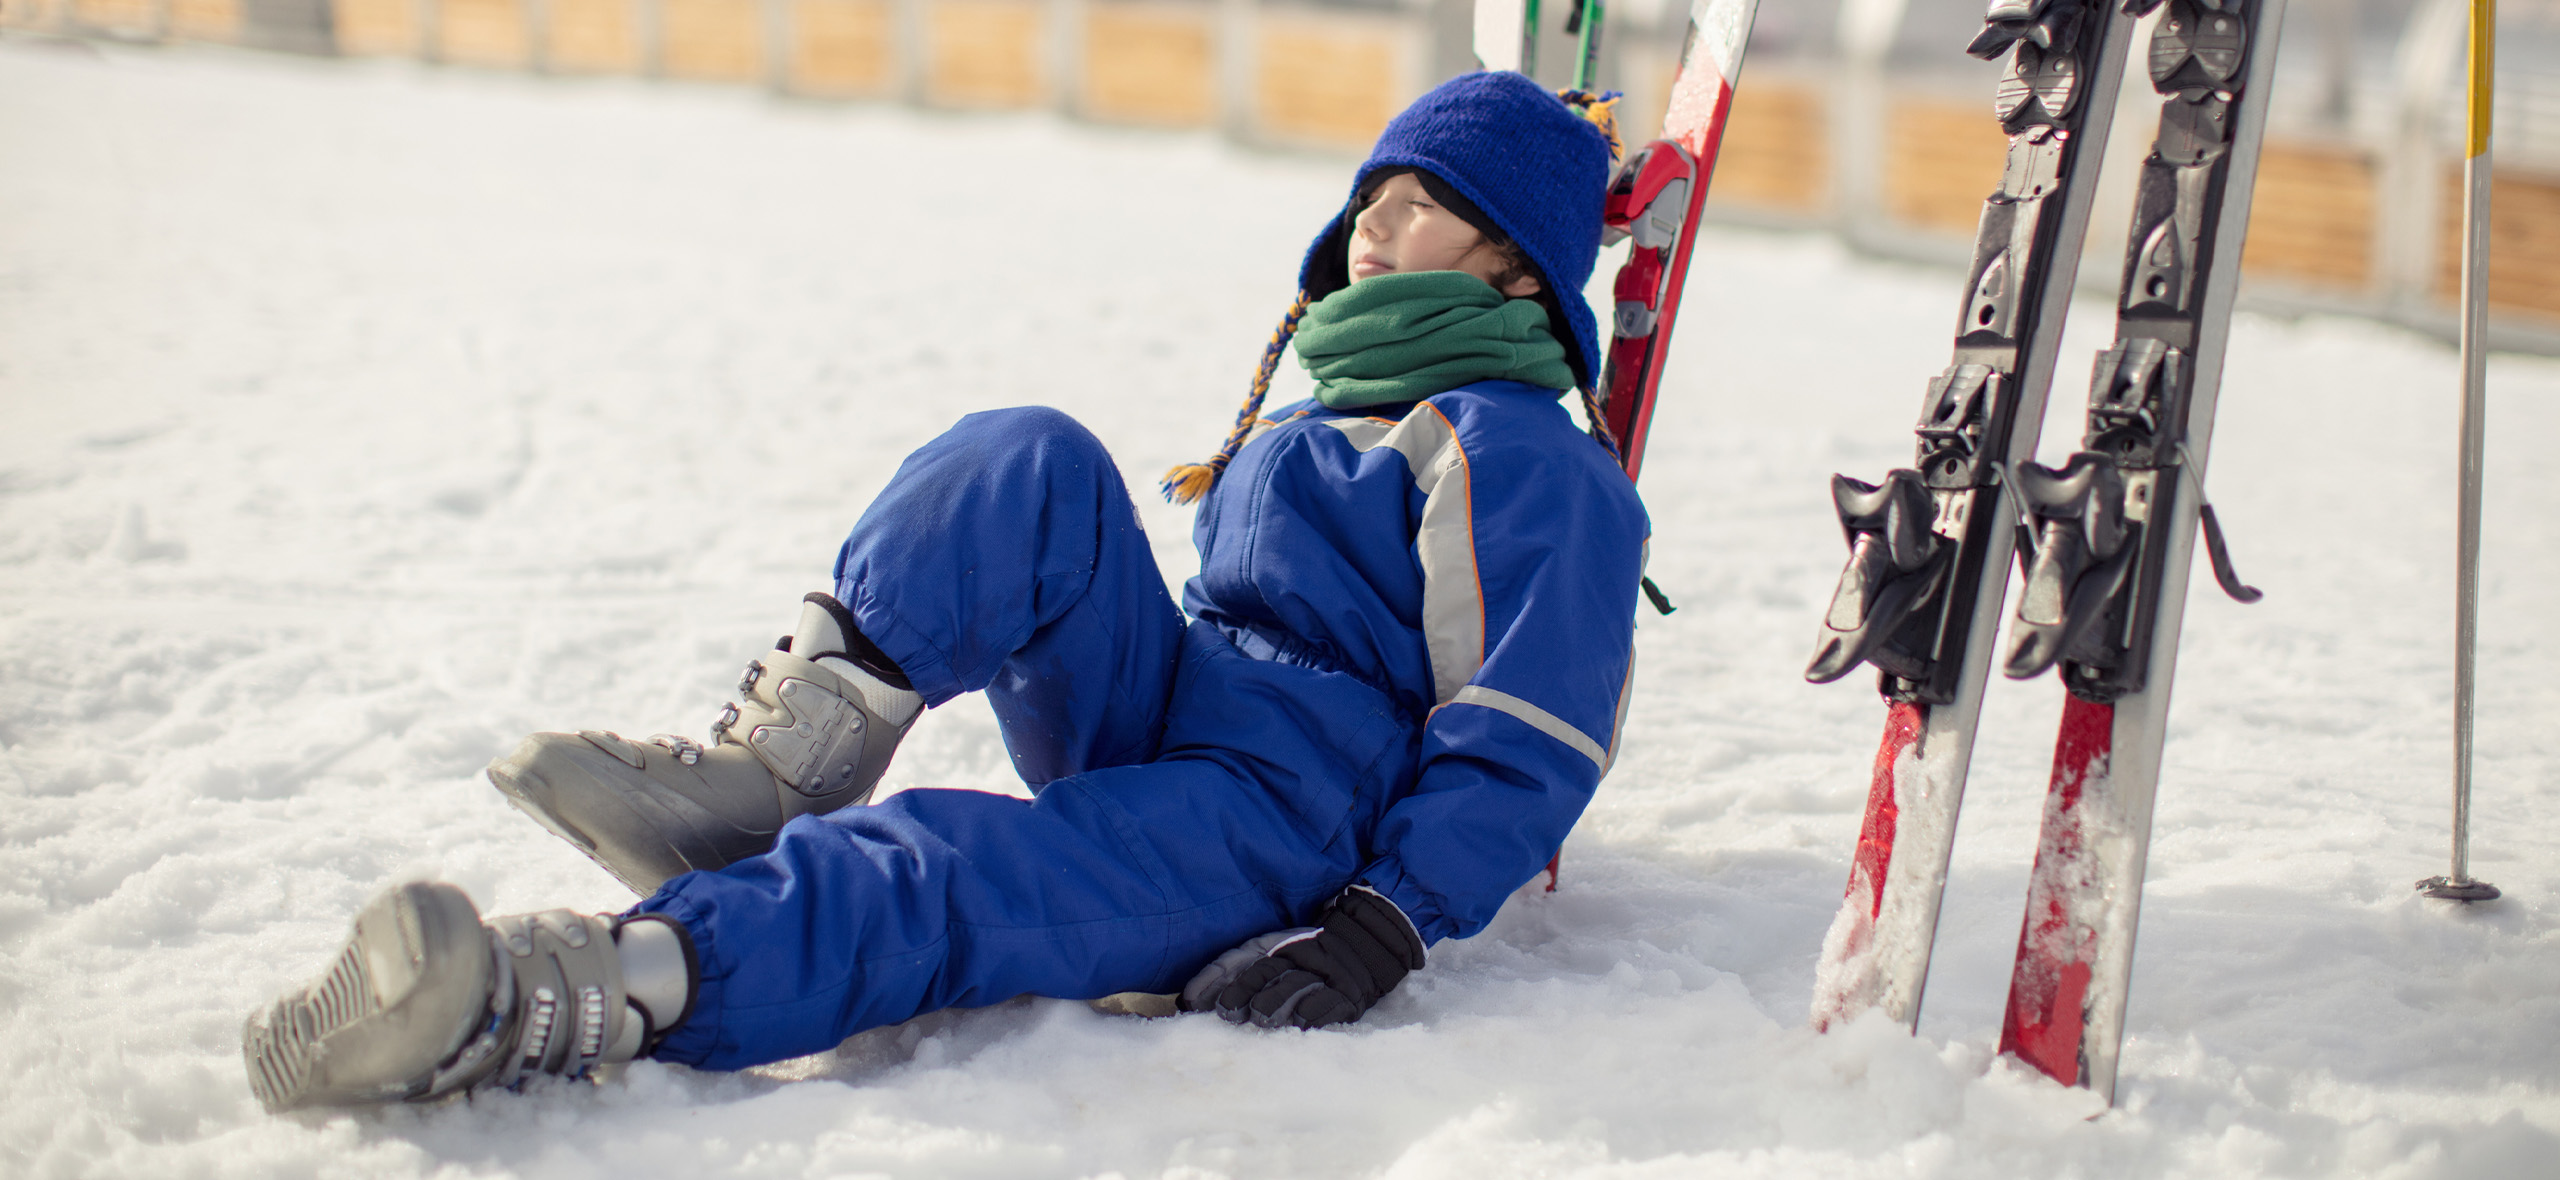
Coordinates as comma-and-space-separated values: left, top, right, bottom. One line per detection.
2000, 694, 2116, 1085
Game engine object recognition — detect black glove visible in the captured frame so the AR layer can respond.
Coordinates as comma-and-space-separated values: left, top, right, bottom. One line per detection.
1179, 885, 1426, 1029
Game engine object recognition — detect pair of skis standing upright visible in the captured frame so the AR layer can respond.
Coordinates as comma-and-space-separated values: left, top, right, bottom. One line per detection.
1490, 0, 2280, 1107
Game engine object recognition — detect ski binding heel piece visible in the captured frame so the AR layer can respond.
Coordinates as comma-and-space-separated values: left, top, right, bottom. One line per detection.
1807, 470, 1948, 685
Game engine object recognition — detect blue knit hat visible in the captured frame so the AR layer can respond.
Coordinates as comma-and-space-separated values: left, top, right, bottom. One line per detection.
1161, 73, 1621, 505
1302, 71, 1619, 389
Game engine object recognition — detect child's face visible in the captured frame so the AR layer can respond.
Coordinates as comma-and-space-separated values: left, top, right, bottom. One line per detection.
1347, 173, 1543, 297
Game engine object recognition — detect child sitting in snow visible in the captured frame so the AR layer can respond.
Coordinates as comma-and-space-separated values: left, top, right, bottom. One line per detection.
243, 70, 1649, 1110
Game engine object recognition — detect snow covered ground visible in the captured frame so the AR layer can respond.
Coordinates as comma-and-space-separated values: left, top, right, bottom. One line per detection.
4, 37, 2558, 1179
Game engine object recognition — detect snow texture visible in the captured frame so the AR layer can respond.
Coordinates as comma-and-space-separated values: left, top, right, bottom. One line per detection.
5, 38, 2559, 1180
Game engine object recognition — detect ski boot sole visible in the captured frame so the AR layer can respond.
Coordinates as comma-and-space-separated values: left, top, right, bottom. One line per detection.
243, 881, 494, 1113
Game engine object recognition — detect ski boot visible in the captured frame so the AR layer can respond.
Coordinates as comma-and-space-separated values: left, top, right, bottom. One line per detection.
487, 592, 922, 893
242, 880, 695, 1112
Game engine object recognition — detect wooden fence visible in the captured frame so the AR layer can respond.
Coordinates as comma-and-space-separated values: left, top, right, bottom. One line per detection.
1690, 70, 2560, 326
10, 0, 2556, 338
5, 0, 1428, 151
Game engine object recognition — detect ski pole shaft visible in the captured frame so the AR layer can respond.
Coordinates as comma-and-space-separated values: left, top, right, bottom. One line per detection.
2421, 0, 2499, 902
1573, 0, 1605, 89
1525, 0, 1544, 77
2444, 0, 2497, 894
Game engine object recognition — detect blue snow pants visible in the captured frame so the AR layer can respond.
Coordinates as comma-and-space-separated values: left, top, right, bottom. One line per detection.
631, 407, 1422, 1071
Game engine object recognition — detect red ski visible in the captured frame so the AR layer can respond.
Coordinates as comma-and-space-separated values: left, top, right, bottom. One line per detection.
1804, 0, 2142, 1034
1591, 0, 1762, 480
1479, 0, 1764, 888
1475, 0, 1759, 478
1995, 0, 2283, 1100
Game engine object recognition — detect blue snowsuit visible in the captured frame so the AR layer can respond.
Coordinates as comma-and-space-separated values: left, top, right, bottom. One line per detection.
634, 384, 1647, 1070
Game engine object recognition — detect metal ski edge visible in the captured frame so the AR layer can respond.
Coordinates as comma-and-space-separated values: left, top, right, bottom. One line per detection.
1997, 0, 2292, 1106
1805, 0, 2139, 1035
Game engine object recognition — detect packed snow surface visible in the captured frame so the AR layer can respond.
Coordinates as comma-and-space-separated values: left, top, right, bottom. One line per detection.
5, 39, 2559, 1180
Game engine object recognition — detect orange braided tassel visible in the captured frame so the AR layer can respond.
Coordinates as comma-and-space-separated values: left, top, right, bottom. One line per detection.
1581, 385, 1625, 466
1162, 292, 1313, 505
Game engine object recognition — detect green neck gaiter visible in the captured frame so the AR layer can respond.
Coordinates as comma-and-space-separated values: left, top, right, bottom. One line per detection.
1293, 270, 1575, 409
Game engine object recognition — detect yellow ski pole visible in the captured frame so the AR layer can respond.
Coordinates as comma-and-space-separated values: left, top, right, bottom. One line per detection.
2421, 0, 2501, 903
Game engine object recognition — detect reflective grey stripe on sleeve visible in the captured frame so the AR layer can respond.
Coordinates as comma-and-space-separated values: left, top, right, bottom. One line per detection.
1446, 686, 1607, 770
1322, 410, 1481, 705
1603, 642, 1636, 776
